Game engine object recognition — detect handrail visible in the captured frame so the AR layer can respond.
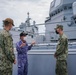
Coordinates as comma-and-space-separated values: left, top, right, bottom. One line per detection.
14, 48, 76, 55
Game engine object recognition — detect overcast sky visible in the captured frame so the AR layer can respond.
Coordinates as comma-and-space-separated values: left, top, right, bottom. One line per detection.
0, 0, 53, 32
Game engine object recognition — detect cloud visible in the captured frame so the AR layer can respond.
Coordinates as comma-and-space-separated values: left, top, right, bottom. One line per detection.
0, 0, 53, 32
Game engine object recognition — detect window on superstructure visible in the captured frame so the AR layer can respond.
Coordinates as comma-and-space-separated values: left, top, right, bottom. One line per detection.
55, 11, 57, 14
53, 13, 55, 16
63, 16, 66, 21
51, 37, 54, 39
68, 6, 72, 9
64, 6, 67, 10
60, 9, 63, 12
50, 14, 52, 17
51, 14, 53, 17
57, 9, 60, 13
75, 21, 76, 24
50, 9, 63, 18
74, 17, 76, 24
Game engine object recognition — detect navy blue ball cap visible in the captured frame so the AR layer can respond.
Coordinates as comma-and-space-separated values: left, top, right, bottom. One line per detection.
20, 31, 28, 37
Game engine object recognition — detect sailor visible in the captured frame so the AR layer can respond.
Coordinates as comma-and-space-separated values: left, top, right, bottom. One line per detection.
0, 18, 16, 75
16, 32, 35, 75
54, 25, 68, 75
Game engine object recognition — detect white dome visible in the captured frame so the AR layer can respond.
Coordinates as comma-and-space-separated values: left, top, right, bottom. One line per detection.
73, 1, 76, 15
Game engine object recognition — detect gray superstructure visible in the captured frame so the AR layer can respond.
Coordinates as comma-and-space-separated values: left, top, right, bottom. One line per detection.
45, 0, 76, 42
11, 12, 39, 45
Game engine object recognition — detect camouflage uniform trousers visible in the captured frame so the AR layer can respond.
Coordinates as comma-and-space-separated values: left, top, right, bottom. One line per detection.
55, 60, 68, 75
0, 68, 12, 75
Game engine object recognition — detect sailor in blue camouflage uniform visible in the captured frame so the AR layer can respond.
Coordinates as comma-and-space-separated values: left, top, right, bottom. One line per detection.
0, 18, 16, 75
54, 25, 68, 75
16, 32, 35, 75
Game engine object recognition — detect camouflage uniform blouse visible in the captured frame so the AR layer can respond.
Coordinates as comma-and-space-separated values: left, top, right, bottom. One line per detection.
0, 29, 15, 70
55, 33, 68, 60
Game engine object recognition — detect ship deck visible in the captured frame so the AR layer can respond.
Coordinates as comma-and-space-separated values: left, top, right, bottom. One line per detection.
13, 43, 76, 75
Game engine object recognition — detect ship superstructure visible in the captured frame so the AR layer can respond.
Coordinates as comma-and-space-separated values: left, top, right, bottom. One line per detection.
45, 0, 76, 42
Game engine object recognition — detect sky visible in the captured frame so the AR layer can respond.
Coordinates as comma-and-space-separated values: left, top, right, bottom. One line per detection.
0, 0, 53, 32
